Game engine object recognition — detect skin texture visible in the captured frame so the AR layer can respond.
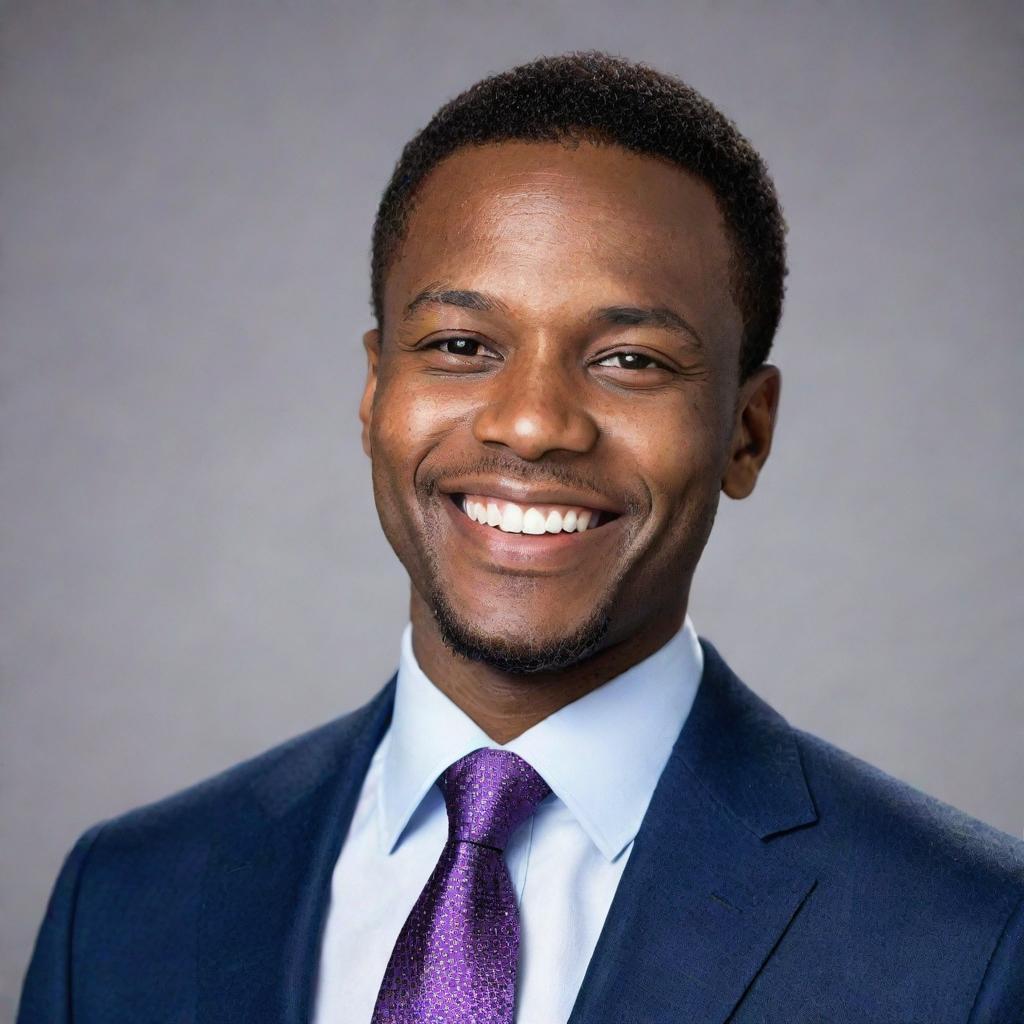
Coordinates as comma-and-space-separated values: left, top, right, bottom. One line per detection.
359, 140, 780, 743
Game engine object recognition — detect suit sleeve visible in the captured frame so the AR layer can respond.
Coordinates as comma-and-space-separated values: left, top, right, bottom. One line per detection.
17, 824, 106, 1024
969, 893, 1024, 1024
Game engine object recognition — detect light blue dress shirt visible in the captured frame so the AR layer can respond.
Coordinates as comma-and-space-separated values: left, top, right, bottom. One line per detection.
312, 616, 704, 1023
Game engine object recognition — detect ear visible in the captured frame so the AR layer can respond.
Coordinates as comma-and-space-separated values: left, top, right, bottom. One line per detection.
359, 328, 381, 458
721, 364, 781, 499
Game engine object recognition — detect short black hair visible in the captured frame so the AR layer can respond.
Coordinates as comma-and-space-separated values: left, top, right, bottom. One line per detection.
370, 51, 787, 381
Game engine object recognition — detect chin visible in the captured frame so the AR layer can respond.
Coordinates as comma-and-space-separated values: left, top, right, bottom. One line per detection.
426, 581, 612, 675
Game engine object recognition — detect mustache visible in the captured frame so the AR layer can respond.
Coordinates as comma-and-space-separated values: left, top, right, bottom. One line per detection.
422, 453, 647, 515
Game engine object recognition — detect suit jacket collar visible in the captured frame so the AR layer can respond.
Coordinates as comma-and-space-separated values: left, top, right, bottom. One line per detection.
676, 637, 818, 840
568, 637, 819, 1022
197, 636, 818, 1023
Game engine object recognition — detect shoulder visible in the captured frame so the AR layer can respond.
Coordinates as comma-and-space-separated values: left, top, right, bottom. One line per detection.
793, 725, 1024, 896
78, 679, 395, 865
786, 721, 1024, 1005
696, 636, 1024, 1012
696, 637, 1024, 896
692, 636, 1024, 1003
782, 727, 1024, 1015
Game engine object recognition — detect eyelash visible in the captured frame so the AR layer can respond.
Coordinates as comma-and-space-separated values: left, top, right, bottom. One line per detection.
428, 337, 672, 372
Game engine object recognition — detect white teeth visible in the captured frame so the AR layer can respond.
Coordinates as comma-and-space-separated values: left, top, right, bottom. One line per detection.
522, 508, 547, 535
460, 495, 604, 535
500, 503, 524, 533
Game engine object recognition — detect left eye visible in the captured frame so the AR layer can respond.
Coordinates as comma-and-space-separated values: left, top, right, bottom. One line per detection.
595, 352, 667, 370
433, 337, 495, 357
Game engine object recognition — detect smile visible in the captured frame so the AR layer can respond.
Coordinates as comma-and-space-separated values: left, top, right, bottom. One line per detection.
457, 493, 606, 535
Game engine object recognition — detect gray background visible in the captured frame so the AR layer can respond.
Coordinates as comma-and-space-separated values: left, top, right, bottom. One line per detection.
2, 0, 1022, 1015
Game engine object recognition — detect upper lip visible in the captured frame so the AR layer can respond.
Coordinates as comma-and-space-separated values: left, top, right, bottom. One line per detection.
438, 477, 625, 515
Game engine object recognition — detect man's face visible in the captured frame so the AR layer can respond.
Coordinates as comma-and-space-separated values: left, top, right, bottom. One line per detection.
361, 140, 770, 673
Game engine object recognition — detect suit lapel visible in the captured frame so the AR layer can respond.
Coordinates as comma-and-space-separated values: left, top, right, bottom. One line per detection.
197, 678, 396, 1024
569, 639, 819, 1024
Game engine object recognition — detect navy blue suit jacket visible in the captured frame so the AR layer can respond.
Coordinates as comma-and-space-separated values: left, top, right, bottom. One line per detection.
18, 639, 1024, 1022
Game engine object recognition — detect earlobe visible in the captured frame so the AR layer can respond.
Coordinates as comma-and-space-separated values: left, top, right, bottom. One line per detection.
359, 329, 382, 458
721, 365, 781, 500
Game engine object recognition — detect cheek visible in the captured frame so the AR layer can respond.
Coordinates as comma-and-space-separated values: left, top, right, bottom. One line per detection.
373, 378, 450, 463
652, 448, 720, 533
640, 425, 724, 581
371, 373, 473, 505
609, 397, 723, 503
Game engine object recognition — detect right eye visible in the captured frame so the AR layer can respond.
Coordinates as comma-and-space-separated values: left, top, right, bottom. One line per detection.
429, 337, 500, 359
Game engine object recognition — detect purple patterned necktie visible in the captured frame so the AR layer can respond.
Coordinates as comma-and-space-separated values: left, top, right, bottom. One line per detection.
370, 747, 551, 1023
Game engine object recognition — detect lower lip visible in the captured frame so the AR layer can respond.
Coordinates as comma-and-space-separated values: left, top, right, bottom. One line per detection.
442, 495, 623, 572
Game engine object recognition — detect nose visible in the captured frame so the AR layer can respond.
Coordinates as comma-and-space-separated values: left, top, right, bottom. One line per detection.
471, 346, 599, 460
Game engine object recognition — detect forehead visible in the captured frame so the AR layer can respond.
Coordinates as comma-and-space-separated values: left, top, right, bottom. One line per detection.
386, 140, 741, 343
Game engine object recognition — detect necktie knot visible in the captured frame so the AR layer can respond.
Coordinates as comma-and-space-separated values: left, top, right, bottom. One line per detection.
439, 747, 550, 851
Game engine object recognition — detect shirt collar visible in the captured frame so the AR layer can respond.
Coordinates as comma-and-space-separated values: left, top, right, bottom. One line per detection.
379, 616, 704, 862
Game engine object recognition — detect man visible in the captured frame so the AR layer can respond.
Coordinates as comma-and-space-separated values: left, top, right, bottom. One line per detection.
18, 51, 1024, 1024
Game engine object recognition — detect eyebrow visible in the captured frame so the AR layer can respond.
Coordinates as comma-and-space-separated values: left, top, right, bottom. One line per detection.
593, 305, 705, 351
403, 287, 510, 319
402, 287, 704, 352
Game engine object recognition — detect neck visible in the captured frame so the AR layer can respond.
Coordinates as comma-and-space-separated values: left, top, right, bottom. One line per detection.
409, 592, 687, 744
